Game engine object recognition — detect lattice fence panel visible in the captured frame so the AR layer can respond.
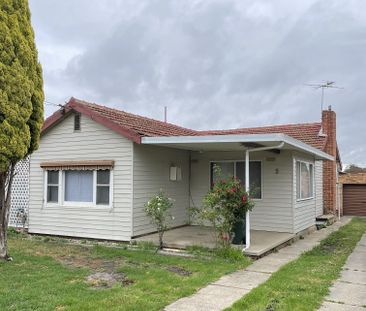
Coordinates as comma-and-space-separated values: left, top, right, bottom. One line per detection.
9, 157, 29, 228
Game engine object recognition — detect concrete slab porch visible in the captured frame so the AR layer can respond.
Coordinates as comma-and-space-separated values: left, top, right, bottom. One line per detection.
133, 225, 295, 257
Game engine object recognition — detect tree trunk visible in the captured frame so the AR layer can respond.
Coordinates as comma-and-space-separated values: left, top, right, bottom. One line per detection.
0, 164, 15, 260
158, 231, 164, 250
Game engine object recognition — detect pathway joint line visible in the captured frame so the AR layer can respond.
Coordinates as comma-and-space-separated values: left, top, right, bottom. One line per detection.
164, 218, 351, 311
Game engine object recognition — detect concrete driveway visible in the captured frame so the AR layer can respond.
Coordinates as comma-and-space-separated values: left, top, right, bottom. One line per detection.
319, 233, 366, 310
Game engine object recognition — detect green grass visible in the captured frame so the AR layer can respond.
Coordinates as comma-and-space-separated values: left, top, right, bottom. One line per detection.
226, 217, 366, 311
0, 234, 251, 311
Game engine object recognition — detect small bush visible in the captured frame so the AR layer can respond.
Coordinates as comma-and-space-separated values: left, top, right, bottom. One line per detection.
144, 191, 174, 249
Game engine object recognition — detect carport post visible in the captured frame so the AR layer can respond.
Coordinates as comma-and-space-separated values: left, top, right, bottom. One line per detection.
245, 149, 250, 248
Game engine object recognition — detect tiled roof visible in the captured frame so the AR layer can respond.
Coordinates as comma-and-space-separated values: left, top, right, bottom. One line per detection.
79, 99, 198, 137
199, 123, 327, 150
42, 97, 327, 150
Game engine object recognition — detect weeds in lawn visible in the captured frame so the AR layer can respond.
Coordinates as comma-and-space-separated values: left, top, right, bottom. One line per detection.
226, 218, 366, 311
187, 244, 248, 262
0, 232, 251, 311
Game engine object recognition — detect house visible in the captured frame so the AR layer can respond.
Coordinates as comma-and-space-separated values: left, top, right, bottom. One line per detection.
28, 97, 341, 247
339, 172, 366, 216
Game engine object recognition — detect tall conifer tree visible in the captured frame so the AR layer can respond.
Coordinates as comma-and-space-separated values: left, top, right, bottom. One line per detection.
0, 0, 44, 260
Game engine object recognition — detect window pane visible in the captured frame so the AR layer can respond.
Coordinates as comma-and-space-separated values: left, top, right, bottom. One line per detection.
97, 186, 110, 205
47, 186, 58, 202
97, 170, 110, 184
296, 162, 301, 199
300, 162, 312, 199
309, 164, 314, 197
235, 162, 261, 199
211, 162, 234, 185
64, 170, 93, 202
48, 171, 59, 184
249, 162, 262, 199
236, 162, 245, 187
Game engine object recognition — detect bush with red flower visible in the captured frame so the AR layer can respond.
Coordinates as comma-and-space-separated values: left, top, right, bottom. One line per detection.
192, 166, 255, 246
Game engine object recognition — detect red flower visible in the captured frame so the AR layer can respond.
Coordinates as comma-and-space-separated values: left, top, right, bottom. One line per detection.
242, 195, 247, 204
231, 187, 236, 193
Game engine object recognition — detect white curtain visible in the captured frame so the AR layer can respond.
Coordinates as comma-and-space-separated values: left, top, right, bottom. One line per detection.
65, 170, 93, 202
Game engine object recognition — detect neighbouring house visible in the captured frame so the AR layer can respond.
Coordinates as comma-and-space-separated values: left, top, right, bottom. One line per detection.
339, 172, 366, 216
27, 97, 341, 246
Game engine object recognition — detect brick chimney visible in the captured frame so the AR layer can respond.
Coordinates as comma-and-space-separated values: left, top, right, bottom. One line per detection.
322, 106, 337, 215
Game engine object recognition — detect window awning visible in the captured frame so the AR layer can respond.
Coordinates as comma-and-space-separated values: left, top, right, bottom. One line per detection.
40, 160, 114, 170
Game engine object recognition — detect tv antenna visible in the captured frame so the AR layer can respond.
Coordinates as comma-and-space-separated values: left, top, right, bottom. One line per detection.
305, 81, 343, 112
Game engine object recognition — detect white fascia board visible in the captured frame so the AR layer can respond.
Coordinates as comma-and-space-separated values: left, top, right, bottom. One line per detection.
281, 134, 334, 161
141, 133, 334, 161
141, 133, 284, 144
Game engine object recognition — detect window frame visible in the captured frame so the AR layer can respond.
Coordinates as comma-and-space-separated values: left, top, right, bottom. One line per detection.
44, 169, 113, 209
296, 160, 314, 201
209, 160, 263, 200
44, 170, 62, 206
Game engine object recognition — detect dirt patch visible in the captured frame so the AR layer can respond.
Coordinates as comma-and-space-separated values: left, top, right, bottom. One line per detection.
86, 272, 133, 289
58, 255, 122, 273
265, 298, 280, 311
320, 243, 337, 253
167, 266, 192, 276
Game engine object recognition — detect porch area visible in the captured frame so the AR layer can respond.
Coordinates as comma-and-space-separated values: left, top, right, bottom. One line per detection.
133, 225, 295, 257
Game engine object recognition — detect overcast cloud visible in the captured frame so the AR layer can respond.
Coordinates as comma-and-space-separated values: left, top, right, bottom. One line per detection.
29, 0, 366, 166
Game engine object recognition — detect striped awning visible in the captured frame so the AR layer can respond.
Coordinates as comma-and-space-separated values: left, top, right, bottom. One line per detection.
40, 160, 114, 170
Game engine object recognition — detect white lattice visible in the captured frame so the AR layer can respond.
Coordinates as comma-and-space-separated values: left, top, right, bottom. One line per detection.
9, 158, 29, 228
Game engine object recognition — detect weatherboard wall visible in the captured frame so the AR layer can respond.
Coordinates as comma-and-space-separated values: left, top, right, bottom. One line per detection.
189, 150, 294, 233
29, 113, 134, 241
132, 144, 190, 236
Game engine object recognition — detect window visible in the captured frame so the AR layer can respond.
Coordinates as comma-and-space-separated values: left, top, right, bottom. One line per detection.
296, 161, 314, 200
64, 170, 93, 202
96, 170, 110, 205
210, 161, 262, 199
47, 171, 59, 203
45, 169, 111, 206
74, 113, 81, 131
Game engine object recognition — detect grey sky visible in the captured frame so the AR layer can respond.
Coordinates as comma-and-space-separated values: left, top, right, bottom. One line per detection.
29, 0, 366, 166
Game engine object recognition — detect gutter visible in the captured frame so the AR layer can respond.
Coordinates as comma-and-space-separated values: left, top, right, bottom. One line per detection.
141, 133, 333, 161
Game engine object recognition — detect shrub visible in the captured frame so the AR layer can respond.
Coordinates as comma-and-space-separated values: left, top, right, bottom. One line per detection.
192, 166, 254, 246
144, 191, 174, 249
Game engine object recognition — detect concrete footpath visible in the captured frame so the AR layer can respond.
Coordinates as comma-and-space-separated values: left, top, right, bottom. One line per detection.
319, 233, 366, 311
165, 218, 350, 311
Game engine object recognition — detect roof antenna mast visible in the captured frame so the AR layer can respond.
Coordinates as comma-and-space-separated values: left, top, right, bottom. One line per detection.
305, 81, 343, 114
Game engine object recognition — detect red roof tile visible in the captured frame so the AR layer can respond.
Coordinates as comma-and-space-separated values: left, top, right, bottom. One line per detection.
42, 97, 328, 151
199, 123, 327, 150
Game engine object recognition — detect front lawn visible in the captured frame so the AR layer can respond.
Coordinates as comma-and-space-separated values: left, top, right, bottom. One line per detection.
226, 217, 366, 311
0, 233, 250, 311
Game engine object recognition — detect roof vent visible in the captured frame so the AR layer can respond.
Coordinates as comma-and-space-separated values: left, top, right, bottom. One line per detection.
74, 113, 81, 131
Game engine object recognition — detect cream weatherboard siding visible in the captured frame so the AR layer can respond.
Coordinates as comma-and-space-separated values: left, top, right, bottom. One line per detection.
29, 113, 134, 241
292, 153, 318, 233
315, 160, 324, 217
190, 150, 294, 233
132, 144, 190, 236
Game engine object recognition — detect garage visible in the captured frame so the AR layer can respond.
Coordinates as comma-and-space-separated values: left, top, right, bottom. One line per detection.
343, 184, 366, 216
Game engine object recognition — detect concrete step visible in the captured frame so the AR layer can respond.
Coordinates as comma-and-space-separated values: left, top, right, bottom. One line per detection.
316, 214, 336, 225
